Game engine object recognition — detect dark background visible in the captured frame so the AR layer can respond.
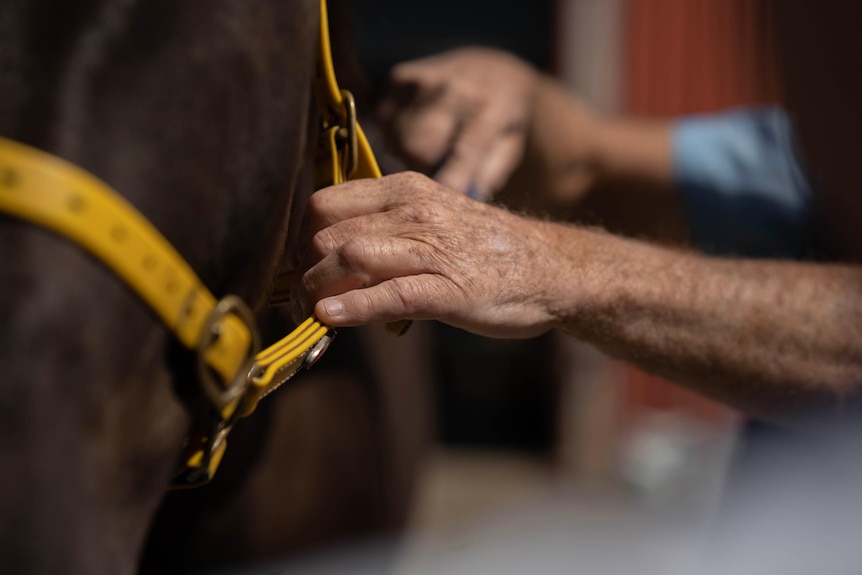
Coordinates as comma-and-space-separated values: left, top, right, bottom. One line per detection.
352, 0, 555, 84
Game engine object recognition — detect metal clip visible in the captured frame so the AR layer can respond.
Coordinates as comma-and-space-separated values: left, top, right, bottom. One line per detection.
170, 417, 232, 489
336, 89, 358, 179
303, 331, 334, 369
195, 295, 261, 413
239, 320, 335, 417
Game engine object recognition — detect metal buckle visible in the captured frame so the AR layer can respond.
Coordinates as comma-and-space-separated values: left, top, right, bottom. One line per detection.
195, 295, 261, 414
303, 331, 334, 369
170, 416, 232, 489
336, 89, 358, 178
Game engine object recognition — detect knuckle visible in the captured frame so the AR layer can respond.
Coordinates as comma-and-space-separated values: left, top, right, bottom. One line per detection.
336, 237, 375, 272
305, 190, 328, 221
310, 228, 338, 259
386, 171, 431, 200
405, 199, 445, 225
392, 170, 427, 187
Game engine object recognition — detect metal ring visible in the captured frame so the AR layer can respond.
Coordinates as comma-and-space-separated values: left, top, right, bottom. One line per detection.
303, 331, 335, 370
195, 295, 261, 413
338, 89, 359, 178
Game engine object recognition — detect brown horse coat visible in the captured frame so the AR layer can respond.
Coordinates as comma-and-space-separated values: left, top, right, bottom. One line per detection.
0, 1, 431, 573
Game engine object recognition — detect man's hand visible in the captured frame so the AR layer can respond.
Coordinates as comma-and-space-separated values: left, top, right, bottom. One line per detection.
294, 172, 862, 424
379, 48, 540, 200
295, 171, 577, 338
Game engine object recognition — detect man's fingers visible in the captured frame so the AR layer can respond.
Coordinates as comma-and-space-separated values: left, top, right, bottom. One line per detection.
389, 56, 449, 85
298, 172, 463, 280
298, 211, 401, 287
394, 94, 461, 169
434, 107, 510, 194
304, 173, 409, 229
473, 132, 526, 199
301, 235, 438, 303
382, 61, 460, 170
314, 275, 454, 326
304, 171, 456, 233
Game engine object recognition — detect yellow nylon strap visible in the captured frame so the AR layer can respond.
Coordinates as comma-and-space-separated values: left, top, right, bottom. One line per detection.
239, 316, 330, 417
0, 138, 251, 414
314, 0, 382, 186
0, 135, 337, 420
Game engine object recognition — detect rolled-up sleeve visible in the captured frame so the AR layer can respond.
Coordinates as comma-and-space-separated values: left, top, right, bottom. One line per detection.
673, 107, 813, 259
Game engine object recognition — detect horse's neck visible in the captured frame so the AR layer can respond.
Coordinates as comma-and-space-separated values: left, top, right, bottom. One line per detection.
6, 0, 319, 296
0, 1, 318, 573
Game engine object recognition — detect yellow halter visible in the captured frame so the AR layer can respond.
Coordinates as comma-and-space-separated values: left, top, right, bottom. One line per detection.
0, 0, 405, 488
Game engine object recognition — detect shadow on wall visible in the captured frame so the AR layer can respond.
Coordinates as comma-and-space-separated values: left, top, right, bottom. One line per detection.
352, 0, 554, 84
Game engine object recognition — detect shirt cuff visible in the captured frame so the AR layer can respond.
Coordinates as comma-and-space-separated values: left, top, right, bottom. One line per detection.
673, 107, 813, 259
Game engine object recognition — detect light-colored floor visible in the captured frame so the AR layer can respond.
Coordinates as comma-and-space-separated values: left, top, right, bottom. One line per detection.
392, 448, 715, 575
405, 449, 561, 535
216, 432, 735, 575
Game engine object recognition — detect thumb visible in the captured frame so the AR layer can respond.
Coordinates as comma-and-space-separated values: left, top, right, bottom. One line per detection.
315, 275, 447, 326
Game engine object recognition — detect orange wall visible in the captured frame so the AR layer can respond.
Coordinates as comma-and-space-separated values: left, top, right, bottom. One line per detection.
626, 0, 779, 116
621, 0, 778, 425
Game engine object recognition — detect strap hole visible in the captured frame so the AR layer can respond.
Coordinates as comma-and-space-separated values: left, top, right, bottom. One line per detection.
111, 226, 127, 242
143, 255, 157, 270
67, 195, 85, 212
209, 322, 222, 342
1, 168, 18, 188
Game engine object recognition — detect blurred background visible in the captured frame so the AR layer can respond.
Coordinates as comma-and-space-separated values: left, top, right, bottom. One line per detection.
248, 0, 780, 572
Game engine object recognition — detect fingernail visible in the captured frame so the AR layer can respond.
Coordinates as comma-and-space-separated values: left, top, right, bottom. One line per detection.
323, 298, 344, 317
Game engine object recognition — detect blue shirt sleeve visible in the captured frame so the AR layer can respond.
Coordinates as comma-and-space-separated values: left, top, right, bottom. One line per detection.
673, 107, 814, 259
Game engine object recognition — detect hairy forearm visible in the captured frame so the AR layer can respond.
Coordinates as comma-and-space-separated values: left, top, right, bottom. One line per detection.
591, 116, 674, 188
304, 172, 862, 425
546, 223, 862, 422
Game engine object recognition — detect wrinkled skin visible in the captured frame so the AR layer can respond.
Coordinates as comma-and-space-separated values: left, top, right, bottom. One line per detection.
297, 171, 564, 338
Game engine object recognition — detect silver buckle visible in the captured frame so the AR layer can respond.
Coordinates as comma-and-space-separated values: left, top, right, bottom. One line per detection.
335, 89, 358, 178
195, 295, 261, 413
